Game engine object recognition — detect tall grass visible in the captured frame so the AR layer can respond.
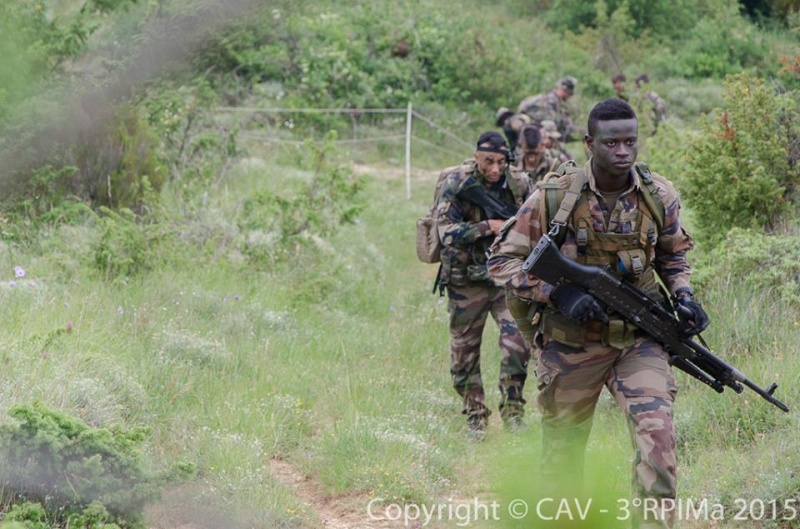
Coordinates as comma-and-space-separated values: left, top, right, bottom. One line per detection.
1, 137, 799, 528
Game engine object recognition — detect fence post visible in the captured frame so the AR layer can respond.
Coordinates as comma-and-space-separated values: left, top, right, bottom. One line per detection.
405, 101, 412, 200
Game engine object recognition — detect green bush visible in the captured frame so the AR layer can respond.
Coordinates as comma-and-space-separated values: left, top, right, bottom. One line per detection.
682, 73, 800, 243
0, 402, 158, 529
0, 0, 138, 121
66, 103, 168, 212
92, 206, 168, 279
237, 132, 364, 266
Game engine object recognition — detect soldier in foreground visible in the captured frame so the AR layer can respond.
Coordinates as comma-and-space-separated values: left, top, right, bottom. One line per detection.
487, 99, 709, 527
435, 131, 532, 440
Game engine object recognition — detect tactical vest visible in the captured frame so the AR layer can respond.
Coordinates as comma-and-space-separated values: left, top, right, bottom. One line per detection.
536, 162, 666, 348
439, 160, 529, 288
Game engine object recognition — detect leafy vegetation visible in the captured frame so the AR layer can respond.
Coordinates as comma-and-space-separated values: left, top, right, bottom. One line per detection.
0, 402, 167, 528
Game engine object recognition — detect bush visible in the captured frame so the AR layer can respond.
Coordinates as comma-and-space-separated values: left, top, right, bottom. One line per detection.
682, 72, 800, 243
237, 131, 364, 266
0, 402, 159, 529
92, 206, 168, 279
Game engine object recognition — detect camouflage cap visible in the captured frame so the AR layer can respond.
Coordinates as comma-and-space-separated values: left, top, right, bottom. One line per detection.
540, 120, 561, 139
557, 76, 577, 93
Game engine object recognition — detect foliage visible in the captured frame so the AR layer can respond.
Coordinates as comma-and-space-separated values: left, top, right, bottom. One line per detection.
682, 72, 800, 243
70, 103, 168, 212
0, 100, 167, 230
92, 206, 168, 279
0, 501, 121, 529
194, 1, 589, 113
237, 131, 364, 266
143, 79, 237, 182
0, 402, 158, 529
544, 0, 729, 40
691, 227, 800, 303
0, 0, 138, 121
666, 4, 767, 79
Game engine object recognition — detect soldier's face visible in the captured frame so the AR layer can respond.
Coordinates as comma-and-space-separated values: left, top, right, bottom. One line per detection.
474, 151, 507, 183
585, 118, 638, 180
521, 142, 545, 170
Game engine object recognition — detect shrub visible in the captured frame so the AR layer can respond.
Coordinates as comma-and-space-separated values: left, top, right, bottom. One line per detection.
0, 402, 159, 529
92, 206, 168, 279
237, 131, 364, 265
682, 72, 800, 244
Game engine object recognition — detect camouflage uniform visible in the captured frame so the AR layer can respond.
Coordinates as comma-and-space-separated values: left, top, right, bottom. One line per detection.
540, 119, 572, 165
436, 159, 532, 424
517, 78, 581, 142
632, 76, 667, 136
517, 90, 568, 134
496, 109, 533, 155
521, 147, 557, 183
487, 159, 695, 528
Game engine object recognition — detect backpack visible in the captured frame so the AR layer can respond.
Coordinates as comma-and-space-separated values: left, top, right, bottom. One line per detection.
415, 162, 468, 263
538, 161, 665, 246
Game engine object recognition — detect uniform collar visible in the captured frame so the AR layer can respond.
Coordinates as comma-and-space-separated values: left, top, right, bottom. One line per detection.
583, 158, 638, 195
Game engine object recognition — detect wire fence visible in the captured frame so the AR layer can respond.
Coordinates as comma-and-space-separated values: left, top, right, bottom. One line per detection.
215, 103, 473, 199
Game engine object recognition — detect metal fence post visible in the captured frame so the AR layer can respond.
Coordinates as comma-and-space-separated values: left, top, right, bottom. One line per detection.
405, 101, 412, 200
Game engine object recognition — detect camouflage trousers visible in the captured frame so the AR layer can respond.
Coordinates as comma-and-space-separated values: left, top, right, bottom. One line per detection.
536, 334, 678, 529
447, 283, 530, 419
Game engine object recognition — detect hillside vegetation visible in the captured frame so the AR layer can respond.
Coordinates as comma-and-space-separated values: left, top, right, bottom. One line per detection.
0, 1, 800, 528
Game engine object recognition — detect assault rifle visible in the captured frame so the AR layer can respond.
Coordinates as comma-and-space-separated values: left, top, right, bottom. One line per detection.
522, 234, 789, 412
456, 176, 519, 220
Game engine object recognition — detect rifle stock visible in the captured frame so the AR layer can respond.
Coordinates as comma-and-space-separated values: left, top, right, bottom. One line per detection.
522, 235, 789, 412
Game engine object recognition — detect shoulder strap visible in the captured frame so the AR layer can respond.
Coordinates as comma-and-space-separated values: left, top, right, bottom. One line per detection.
536, 161, 582, 246
634, 162, 665, 233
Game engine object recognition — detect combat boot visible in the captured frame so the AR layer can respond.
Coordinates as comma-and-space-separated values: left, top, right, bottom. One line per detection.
500, 401, 527, 433
466, 412, 488, 441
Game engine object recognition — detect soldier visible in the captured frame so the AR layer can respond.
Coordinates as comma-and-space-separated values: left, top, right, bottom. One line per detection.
540, 119, 571, 164
517, 76, 581, 141
487, 99, 709, 528
435, 131, 532, 440
633, 74, 667, 136
517, 125, 558, 182
495, 106, 532, 155
612, 73, 629, 101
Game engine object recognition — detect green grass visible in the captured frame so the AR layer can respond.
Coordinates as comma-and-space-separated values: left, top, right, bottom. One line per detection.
1, 142, 799, 528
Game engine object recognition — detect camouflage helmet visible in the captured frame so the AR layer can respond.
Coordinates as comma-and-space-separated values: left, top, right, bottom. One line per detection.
557, 76, 577, 94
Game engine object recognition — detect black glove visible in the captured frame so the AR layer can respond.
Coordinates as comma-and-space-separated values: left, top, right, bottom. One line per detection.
673, 288, 710, 336
549, 284, 608, 324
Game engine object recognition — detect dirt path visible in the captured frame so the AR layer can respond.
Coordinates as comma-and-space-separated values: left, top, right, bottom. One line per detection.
269, 457, 410, 529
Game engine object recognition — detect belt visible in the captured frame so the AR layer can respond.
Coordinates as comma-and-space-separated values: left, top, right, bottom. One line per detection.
585, 320, 604, 342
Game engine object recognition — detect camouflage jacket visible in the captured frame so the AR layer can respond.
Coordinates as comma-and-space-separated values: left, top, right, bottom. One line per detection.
487, 158, 694, 302
436, 160, 532, 287
517, 90, 574, 138
520, 150, 559, 184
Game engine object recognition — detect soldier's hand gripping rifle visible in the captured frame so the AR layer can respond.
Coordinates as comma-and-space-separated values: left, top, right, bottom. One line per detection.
456, 176, 519, 221
522, 234, 789, 412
